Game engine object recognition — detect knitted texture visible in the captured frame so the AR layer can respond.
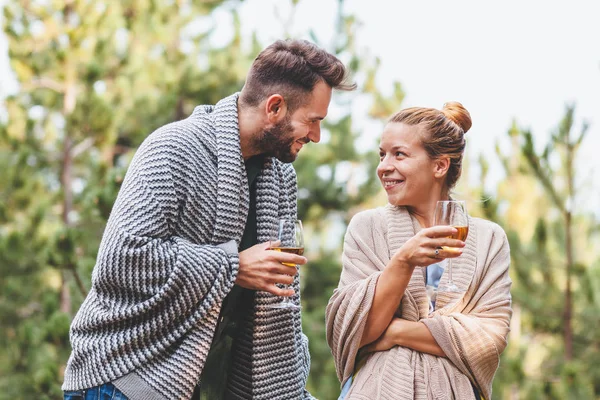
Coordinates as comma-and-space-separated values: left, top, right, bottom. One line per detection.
62, 94, 312, 399
326, 205, 512, 400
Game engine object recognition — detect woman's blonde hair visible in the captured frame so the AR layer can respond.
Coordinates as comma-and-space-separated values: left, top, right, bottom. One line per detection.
388, 102, 472, 189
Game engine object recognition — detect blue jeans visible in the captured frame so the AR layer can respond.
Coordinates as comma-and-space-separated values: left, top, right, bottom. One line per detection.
64, 383, 128, 400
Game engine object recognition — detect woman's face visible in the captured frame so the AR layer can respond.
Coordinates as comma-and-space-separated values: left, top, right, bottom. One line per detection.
377, 122, 441, 207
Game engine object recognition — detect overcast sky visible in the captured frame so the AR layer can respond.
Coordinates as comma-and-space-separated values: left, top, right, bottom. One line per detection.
234, 0, 600, 211
1, 0, 598, 211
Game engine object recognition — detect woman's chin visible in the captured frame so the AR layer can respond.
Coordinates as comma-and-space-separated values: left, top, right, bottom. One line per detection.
387, 195, 405, 206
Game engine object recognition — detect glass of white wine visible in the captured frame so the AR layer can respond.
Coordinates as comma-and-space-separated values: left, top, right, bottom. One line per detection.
433, 200, 469, 293
266, 219, 304, 309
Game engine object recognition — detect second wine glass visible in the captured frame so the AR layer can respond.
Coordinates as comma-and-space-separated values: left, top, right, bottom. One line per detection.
433, 200, 469, 293
266, 219, 304, 309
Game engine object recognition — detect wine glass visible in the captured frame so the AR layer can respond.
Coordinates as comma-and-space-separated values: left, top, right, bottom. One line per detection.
265, 219, 304, 309
433, 200, 469, 293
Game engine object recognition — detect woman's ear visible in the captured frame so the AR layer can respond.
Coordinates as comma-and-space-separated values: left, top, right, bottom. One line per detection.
265, 94, 288, 123
434, 156, 450, 179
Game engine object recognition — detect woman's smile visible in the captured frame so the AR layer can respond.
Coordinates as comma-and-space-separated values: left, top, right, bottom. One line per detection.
382, 179, 405, 190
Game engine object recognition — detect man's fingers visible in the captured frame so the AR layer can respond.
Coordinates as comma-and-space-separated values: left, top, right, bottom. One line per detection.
265, 240, 281, 249
270, 263, 298, 277
272, 274, 294, 286
267, 286, 295, 297
237, 274, 295, 292
269, 251, 307, 266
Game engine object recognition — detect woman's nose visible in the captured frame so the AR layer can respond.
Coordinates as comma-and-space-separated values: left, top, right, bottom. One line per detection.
377, 157, 393, 175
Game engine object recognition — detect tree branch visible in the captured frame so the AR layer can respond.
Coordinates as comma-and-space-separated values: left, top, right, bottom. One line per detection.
69, 264, 88, 298
25, 77, 64, 93
72, 137, 95, 158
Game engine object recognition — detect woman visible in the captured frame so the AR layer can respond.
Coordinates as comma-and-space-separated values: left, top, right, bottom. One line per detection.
326, 102, 512, 400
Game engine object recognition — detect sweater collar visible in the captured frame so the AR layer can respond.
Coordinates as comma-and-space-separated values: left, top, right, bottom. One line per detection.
211, 93, 250, 245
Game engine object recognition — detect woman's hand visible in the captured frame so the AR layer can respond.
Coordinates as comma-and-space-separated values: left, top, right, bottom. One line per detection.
363, 318, 404, 353
360, 226, 466, 348
363, 318, 446, 358
391, 225, 465, 269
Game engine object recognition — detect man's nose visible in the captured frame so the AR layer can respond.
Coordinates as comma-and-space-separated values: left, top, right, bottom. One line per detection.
308, 125, 321, 143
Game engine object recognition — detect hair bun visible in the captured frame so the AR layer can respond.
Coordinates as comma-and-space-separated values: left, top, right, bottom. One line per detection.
442, 102, 472, 134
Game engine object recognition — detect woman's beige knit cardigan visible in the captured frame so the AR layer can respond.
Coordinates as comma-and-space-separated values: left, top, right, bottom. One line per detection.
326, 205, 512, 400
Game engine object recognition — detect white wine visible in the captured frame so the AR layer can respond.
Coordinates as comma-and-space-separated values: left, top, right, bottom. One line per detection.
265, 219, 304, 309
269, 247, 305, 256
451, 226, 469, 242
269, 247, 304, 267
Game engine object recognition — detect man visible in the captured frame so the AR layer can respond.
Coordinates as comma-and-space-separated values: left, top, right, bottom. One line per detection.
62, 39, 356, 400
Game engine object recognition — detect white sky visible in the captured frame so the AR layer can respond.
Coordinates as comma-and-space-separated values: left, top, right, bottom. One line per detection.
1, 0, 599, 211
229, 0, 600, 212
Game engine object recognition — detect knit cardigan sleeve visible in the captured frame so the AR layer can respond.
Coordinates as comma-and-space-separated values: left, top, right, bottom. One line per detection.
325, 209, 387, 385
70, 134, 238, 381
421, 222, 512, 400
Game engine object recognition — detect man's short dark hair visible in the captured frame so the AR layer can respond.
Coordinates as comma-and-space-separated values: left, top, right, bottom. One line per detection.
239, 39, 356, 112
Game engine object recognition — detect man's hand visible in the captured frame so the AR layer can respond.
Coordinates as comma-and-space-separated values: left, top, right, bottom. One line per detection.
236, 241, 307, 296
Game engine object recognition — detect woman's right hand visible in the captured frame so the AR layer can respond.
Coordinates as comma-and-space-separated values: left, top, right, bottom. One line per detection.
359, 226, 466, 348
391, 225, 466, 269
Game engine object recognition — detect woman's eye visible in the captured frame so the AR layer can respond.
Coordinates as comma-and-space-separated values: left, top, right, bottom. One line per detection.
396, 151, 405, 157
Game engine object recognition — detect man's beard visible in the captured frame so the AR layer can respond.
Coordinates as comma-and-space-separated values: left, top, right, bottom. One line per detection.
255, 116, 305, 163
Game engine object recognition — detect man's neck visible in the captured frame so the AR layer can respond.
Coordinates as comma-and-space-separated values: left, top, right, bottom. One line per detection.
238, 103, 264, 160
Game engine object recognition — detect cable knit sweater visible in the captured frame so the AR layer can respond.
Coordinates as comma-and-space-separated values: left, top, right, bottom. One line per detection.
326, 205, 512, 400
62, 93, 312, 400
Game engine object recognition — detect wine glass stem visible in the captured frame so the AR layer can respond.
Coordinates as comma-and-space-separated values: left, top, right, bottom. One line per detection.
283, 291, 292, 304
447, 259, 453, 285
282, 269, 295, 304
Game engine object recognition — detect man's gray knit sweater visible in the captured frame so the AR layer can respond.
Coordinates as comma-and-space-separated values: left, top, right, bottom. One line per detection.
62, 94, 312, 399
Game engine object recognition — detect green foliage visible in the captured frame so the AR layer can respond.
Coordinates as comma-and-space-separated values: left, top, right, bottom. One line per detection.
479, 106, 600, 399
1, 0, 250, 396
2, 1, 598, 399
301, 252, 345, 395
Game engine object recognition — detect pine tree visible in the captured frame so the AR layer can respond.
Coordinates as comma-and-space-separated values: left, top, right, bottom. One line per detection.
480, 107, 599, 399
2, 1, 407, 398
0, 1, 251, 396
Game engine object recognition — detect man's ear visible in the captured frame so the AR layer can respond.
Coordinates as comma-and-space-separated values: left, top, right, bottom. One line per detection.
434, 156, 451, 179
265, 94, 288, 123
